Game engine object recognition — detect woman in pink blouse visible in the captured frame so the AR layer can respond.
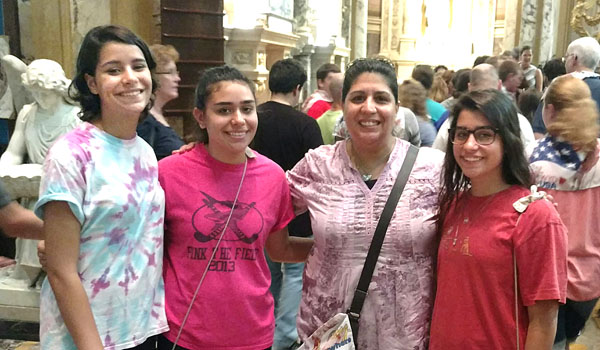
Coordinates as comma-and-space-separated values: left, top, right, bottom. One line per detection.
287, 58, 444, 349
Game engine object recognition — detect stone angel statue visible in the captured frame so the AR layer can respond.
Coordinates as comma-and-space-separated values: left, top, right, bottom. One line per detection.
0, 57, 80, 292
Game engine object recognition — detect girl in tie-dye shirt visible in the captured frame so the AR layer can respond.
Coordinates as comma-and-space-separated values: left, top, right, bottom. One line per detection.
34, 25, 167, 350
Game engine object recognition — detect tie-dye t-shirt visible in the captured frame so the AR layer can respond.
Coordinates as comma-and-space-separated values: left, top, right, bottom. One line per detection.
34, 122, 168, 350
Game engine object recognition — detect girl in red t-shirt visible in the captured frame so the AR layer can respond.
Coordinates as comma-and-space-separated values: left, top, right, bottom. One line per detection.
430, 89, 567, 349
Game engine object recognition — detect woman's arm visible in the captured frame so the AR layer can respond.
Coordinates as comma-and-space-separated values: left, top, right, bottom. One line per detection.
265, 227, 313, 263
524, 300, 559, 350
535, 69, 544, 92
44, 201, 104, 350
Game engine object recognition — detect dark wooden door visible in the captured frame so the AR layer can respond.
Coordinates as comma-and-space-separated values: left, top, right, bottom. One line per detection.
161, 0, 224, 140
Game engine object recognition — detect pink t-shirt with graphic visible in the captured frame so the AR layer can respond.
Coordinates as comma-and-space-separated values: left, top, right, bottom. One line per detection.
158, 144, 295, 350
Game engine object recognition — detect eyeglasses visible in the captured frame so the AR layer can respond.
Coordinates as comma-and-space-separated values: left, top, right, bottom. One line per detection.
449, 126, 499, 145
562, 53, 575, 63
156, 69, 179, 75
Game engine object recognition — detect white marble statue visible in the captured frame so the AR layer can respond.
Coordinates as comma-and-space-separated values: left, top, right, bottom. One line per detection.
0, 57, 80, 290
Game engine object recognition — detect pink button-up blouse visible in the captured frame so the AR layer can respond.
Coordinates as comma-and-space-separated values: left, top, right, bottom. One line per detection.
287, 139, 444, 349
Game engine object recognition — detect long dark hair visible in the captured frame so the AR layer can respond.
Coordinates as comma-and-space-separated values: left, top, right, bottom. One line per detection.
437, 89, 531, 233
69, 25, 158, 122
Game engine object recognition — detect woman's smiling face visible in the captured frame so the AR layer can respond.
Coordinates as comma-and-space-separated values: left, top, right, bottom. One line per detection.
86, 42, 152, 120
343, 72, 398, 149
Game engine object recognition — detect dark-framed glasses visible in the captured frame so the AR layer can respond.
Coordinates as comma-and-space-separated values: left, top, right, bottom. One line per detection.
449, 126, 499, 145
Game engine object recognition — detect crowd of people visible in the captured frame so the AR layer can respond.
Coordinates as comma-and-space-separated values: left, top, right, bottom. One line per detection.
1, 24, 600, 350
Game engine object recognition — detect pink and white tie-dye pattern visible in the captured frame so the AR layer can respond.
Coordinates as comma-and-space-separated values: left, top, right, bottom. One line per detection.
35, 122, 168, 350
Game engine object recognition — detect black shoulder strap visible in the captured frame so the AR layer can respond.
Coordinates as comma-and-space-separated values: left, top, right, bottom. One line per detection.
346, 144, 419, 344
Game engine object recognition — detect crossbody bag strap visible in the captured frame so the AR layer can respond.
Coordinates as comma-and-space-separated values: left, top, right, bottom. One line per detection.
347, 144, 419, 345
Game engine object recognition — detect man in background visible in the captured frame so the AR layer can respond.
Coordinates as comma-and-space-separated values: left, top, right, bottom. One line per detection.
301, 63, 342, 119
316, 74, 344, 145
253, 58, 323, 350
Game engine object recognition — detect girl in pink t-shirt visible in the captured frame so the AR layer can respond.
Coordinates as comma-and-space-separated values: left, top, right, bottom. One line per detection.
430, 89, 567, 349
156, 65, 313, 350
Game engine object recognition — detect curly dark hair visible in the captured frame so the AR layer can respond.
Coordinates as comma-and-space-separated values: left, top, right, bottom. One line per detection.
69, 25, 158, 122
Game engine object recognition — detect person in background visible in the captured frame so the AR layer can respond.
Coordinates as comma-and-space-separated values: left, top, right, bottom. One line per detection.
317, 74, 344, 145
473, 55, 490, 67
398, 79, 437, 147
529, 75, 600, 350
0, 179, 43, 267
136, 44, 184, 159
518, 89, 542, 124
252, 58, 322, 350
441, 69, 455, 96
0, 179, 43, 239
433, 63, 535, 152
499, 59, 524, 102
532, 37, 600, 138
542, 58, 566, 90
301, 63, 342, 119
441, 68, 471, 112
412, 64, 448, 125
520, 45, 543, 92
429, 74, 449, 103
434, 65, 448, 75
35, 25, 168, 350
430, 89, 567, 349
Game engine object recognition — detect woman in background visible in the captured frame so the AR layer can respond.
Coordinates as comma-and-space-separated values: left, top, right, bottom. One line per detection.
530, 75, 600, 349
137, 44, 184, 159
398, 79, 437, 147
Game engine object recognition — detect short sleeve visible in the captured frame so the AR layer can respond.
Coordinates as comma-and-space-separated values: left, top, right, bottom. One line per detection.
514, 199, 567, 306
34, 142, 87, 224
272, 172, 295, 232
286, 157, 312, 216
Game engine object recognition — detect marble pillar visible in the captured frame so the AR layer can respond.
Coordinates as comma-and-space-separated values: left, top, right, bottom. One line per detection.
380, 0, 418, 79
351, 0, 368, 60
294, 0, 316, 43
538, 0, 554, 62
503, 0, 520, 52
292, 43, 315, 104
520, 0, 537, 46
224, 26, 300, 104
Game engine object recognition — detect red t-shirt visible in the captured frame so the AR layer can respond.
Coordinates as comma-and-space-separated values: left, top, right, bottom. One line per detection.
307, 100, 332, 119
430, 186, 567, 349
158, 144, 295, 350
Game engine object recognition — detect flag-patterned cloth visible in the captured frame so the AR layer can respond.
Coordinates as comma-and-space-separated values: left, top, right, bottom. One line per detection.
529, 135, 584, 190
530, 135, 600, 301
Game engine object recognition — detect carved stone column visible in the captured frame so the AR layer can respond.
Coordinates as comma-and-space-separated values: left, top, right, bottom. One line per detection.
350, 0, 367, 60
379, 0, 419, 79
225, 26, 300, 104
518, 0, 555, 64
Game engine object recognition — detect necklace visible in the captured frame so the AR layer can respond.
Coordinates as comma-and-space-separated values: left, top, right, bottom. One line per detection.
451, 191, 498, 246
347, 140, 393, 182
